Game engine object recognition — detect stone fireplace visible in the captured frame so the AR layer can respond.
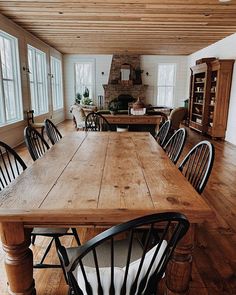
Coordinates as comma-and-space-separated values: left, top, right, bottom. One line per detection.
103, 54, 148, 108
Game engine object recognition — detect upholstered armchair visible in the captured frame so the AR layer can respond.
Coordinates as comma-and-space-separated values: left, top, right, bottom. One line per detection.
169, 107, 188, 131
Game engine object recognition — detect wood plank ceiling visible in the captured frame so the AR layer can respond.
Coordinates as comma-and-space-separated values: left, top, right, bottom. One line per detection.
0, 0, 236, 55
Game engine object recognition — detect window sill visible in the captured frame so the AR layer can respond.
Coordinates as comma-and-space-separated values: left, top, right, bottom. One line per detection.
53, 108, 64, 113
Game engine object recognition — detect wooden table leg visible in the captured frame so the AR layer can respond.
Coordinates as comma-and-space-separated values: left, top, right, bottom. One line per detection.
165, 224, 195, 295
0, 222, 35, 295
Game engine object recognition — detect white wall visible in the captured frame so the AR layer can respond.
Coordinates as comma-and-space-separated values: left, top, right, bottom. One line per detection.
141, 55, 188, 106
187, 33, 236, 145
63, 54, 112, 118
64, 54, 188, 118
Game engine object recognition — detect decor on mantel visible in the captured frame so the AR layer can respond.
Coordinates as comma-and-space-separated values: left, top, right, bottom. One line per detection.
103, 54, 148, 108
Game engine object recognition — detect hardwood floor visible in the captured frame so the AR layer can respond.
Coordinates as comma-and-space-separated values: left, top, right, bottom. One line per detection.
0, 120, 236, 294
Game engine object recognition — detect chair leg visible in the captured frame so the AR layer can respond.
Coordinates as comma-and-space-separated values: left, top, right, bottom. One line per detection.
41, 126, 45, 139
34, 237, 63, 269
55, 237, 69, 284
38, 237, 54, 264
31, 235, 36, 245
71, 228, 81, 246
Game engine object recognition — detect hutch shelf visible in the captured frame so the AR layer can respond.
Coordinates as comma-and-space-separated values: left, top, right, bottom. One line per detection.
189, 59, 234, 139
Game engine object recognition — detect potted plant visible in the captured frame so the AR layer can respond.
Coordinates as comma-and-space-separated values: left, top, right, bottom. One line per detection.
81, 97, 93, 105
80, 87, 93, 105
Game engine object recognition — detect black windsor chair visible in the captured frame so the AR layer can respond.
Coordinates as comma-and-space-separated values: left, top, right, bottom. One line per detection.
44, 119, 62, 145
178, 140, 214, 194
163, 128, 187, 164
85, 112, 111, 131
155, 119, 171, 148
57, 212, 189, 295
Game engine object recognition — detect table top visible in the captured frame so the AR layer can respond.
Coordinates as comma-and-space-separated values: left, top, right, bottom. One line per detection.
0, 132, 214, 227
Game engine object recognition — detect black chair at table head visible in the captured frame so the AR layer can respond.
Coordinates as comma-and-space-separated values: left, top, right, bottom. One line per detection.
85, 112, 111, 131
57, 212, 189, 295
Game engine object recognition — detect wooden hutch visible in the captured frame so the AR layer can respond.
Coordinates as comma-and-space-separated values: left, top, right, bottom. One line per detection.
189, 59, 234, 139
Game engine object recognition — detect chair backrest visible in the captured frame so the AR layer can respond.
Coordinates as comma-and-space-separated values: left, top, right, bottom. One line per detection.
25, 110, 35, 125
163, 128, 187, 164
155, 119, 171, 147
58, 212, 189, 295
24, 126, 50, 161
44, 119, 62, 145
0, 141, 27, 191
178, 140, 214, 194
169, 107, 188, 130
85, 112, 111, 131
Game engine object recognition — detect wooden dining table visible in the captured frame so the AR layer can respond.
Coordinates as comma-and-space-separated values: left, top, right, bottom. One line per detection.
0, 131, 214, 295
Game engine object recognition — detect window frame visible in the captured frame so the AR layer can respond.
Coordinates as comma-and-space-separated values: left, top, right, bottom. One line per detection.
51, 56, 63, 111
156, 63, 176, 107
27, 44, 48, 116
0, 30, 23, 127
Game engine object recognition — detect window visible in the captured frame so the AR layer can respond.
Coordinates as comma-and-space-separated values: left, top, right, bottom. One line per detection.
28, 45, 48, 115
0, 30, 22, 126
157, 64, 176, 107
75, 61, 94, 100
51, 57, 63, 110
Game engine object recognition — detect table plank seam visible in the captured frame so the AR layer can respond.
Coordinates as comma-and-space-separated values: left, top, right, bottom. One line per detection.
38, 132, 88, 208
96, 132, 110, 208
131, 135, 155, 209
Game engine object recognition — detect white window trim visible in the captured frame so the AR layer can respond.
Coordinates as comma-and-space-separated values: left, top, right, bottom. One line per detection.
27, 44, 48, 116
0, 30, 23, 127
51, 56, 63, 111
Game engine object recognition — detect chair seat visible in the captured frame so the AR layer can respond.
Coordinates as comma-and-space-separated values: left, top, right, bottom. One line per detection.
32, 227, 69, 236
32, 123, 44, 128
67, 238, 143, 268
57, 212, 189, 295
66, 238, 167, 294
